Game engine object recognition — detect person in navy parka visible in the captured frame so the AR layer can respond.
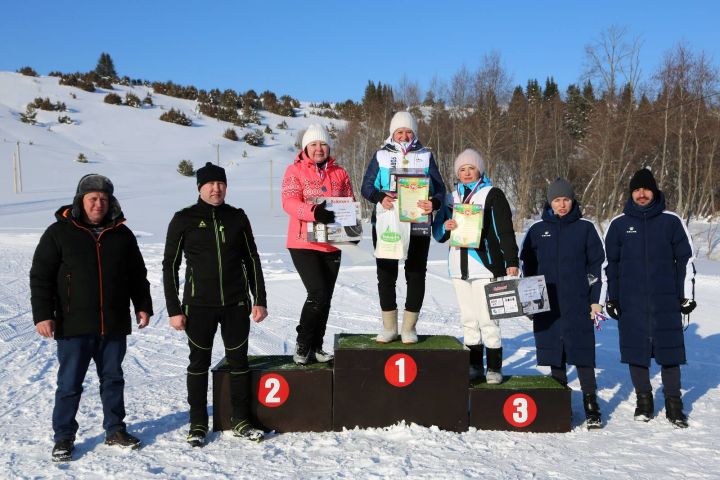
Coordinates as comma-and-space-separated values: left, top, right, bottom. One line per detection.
520, 178, 605, 428
604, 168, 696, 428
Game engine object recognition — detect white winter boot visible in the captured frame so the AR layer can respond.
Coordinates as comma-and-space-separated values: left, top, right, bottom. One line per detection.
401, 310, 419, 344
376, 310, 399, 343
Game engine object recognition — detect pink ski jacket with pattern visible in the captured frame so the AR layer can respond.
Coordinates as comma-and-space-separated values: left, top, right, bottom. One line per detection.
281, 151, 355, 252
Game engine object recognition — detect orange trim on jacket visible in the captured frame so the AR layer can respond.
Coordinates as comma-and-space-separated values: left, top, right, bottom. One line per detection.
67, 209, 124, 335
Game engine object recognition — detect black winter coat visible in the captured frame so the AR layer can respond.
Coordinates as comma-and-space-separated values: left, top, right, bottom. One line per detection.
30, 205, 153, 338
604, 193, 695, 366
520, 202, 604, 367
162, 199, 267, 316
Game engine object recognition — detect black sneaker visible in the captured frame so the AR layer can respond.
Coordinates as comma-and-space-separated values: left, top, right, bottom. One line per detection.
231, 418, 265, 443
105, 430, 142, 449
52, 439, 74, 462
187, 425, 208, 447
293, 342, 311, 365
312, 349, 334, 363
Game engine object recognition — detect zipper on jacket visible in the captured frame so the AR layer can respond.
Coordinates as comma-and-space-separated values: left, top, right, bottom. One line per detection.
212, 209, 225, 305
190, 267, 195, 297
644, 214, 652, 346
71, 220, 121, 336
66, 274, 72, 313
95, 240, 105, 335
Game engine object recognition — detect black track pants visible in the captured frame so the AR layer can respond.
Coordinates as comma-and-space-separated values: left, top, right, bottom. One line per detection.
629, 364, 681, 397
372, 227, 430, 312
550, 351, 597, 394
185, 304, 250, 426
289, 248, 341, 350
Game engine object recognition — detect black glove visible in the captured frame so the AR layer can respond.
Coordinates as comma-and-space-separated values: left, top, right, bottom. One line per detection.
680, 298, 696, 315
313, 201, 335, 224
606, 301, 620, 320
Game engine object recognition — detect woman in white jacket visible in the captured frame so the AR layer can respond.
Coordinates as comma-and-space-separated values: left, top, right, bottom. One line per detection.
433, 149, 519, 383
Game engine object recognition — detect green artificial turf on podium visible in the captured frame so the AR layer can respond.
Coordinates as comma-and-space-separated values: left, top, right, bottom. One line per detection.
470, 375, 566, 390
335, 333, 463, 350
214, 355, 333, 371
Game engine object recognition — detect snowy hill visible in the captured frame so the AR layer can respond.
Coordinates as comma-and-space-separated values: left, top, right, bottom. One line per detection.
0, 71, 719, 479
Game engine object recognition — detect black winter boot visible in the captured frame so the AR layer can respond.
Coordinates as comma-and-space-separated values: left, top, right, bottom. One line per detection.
467, 344, 484, 380
665, 396, 688, 428
485, 347, 503, 384
634, 392, 654, 422
583, 393, 602, 429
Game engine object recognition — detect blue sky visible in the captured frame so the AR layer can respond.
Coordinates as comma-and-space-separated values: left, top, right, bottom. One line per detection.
2, 1, 718, 102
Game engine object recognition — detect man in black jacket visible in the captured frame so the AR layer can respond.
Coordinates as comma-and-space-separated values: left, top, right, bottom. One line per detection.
30, 174, 153, 462
163, 162, 268, 445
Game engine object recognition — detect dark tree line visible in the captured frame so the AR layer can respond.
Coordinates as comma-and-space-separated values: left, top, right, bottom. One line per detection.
330, 31, 720, 226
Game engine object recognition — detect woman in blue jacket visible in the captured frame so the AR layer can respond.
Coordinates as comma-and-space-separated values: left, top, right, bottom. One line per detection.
520, 178, 605, 428
361, 111, 446, 344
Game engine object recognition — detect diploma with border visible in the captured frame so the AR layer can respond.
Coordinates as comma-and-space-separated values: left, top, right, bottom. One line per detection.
398, 176, 429, 223
450, 203, 483, 248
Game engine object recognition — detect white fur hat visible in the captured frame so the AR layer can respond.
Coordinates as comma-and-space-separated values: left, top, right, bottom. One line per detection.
301, 124, 332, 150
454, 149, 485, 175
389, 111, 418, 137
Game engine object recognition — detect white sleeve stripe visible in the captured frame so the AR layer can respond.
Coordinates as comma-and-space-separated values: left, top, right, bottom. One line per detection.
581, 218, 607, 305
663, 211, 696, 299
519, 220, 543, 277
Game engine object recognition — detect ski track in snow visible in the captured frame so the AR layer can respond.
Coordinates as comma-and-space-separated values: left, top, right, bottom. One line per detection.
0, 238, 718, 479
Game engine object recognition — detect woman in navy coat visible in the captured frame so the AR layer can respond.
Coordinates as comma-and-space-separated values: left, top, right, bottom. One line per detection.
520, 178, 605, 428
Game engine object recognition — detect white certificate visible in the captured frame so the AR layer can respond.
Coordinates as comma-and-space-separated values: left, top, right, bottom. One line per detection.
326, 199, 358, 227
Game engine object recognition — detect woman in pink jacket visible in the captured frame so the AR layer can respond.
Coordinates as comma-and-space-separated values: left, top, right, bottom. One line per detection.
281, 124, 355, 365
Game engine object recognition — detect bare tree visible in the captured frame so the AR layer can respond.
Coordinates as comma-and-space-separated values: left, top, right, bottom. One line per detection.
396, 74, 422, 109
465, 52, 512, 178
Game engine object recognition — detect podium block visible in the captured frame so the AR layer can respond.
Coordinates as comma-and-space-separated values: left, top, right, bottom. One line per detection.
212, 356, 333, 432
469, 375, 570, 432
333, 334, 469, 432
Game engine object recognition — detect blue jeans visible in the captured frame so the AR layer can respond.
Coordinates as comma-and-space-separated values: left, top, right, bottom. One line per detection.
53, 335, 127, 441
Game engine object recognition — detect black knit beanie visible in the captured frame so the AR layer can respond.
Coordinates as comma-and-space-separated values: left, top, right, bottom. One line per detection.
196, 162, 227, 190
629, 168, 659, 196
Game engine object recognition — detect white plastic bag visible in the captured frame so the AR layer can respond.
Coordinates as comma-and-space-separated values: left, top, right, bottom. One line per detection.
374, 201, 411, 260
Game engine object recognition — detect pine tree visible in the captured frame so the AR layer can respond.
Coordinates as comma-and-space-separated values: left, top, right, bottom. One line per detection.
95, 52, 117, 78
543, 77, 559, 101
19, 105, 37, 124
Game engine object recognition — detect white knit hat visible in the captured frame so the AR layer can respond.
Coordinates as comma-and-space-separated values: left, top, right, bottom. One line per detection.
454, 149, 485, 175
301, 124, 332, 149
389, 111, 418, 137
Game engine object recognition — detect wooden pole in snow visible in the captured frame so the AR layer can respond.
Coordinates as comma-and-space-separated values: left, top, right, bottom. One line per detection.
12, 152, 17, 193
269, 159, 273, 213
16, 142, 22, 193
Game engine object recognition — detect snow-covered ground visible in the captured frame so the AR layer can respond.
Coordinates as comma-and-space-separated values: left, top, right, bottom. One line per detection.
1, 72, 719, 479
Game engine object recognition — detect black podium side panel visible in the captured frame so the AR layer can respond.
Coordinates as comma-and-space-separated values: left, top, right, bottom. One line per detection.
333, 334, 469, 433
469, 375, 571, 433
212, 356, 333, 432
